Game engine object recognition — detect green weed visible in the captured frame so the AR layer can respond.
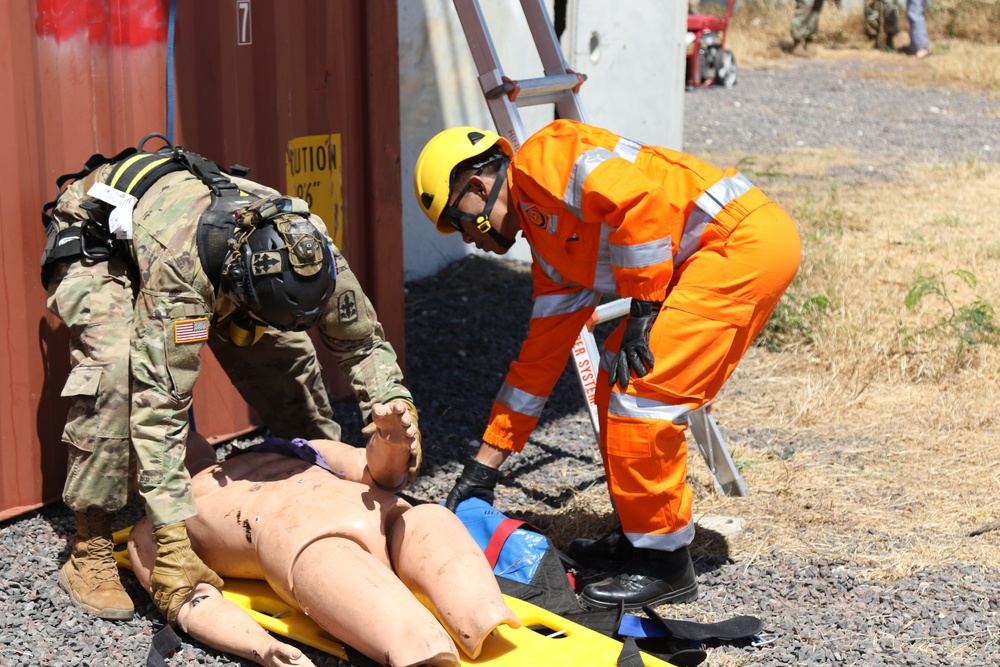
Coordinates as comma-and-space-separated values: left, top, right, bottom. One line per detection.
903, 267, 1000, 351
735, 156, 786, 180
757, 290, 832, 352
794, 187, 846, 241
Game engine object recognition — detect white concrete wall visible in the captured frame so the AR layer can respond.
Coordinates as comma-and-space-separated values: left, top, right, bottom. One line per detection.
399, 0, 686, 281
562, 2, 687, 149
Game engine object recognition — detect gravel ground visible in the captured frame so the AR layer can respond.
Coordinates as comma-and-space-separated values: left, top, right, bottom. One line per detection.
2, 57, 998, 667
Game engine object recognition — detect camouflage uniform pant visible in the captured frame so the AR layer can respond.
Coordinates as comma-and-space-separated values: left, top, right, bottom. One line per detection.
48, 254, 201, 525
46, 257, 135, 514
208, 329, 341, 441
791, 0, 825, 42
865, 0, 900, 40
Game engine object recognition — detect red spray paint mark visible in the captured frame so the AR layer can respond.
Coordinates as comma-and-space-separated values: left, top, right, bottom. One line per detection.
35, 0, 168, 47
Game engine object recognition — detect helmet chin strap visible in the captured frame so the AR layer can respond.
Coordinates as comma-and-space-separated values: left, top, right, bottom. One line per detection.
472, 160, 514, 250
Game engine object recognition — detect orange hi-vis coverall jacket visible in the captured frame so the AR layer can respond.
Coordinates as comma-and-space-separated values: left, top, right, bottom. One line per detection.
482, 120, 801, 551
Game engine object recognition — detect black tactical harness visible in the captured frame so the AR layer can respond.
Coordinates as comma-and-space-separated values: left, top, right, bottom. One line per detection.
40, 133, 252, 292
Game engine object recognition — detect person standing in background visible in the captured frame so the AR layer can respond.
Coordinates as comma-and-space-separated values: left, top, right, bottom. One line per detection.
864, 0, 900, 50
907, 0, 931, 58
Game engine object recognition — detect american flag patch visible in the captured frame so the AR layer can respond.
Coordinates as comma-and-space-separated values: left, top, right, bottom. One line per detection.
174, 317, 210, 344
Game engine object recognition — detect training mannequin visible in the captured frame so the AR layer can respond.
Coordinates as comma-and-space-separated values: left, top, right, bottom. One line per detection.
128, 401, 520, 667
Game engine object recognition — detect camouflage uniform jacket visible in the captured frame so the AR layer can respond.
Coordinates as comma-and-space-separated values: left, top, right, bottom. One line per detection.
51, 163, 410, 525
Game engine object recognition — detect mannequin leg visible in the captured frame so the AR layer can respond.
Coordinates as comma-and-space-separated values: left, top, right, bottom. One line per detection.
388, 504, 520, 659
284, 536, 460, 667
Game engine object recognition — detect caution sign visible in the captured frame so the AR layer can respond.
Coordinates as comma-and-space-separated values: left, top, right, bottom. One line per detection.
286, 134, 343, 247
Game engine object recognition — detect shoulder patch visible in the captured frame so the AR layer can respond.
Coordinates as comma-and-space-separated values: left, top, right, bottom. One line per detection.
174, 317, 210, 344
337, 290, 358, 323
522, 205, 549, 229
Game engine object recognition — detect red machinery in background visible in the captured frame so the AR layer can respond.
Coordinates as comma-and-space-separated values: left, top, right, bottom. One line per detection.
686, 0, 737, 89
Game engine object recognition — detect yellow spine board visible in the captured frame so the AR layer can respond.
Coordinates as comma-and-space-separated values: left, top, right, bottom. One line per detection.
112, 527, 677, 666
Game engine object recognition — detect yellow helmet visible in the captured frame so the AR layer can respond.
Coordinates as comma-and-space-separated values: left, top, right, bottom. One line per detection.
413, 127, 513, 234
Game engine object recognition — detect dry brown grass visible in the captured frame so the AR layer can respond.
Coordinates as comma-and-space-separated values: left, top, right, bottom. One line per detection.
692, 149, 1000, 579
725, 0, 1000, 94
534, 5, 1000, 584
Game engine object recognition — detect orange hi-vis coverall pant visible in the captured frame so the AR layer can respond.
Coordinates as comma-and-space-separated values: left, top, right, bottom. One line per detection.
481, 120, 801, 551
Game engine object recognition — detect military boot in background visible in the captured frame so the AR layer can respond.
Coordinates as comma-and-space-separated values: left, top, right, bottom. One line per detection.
58, 509, 134, 619
150, 521, 224, 626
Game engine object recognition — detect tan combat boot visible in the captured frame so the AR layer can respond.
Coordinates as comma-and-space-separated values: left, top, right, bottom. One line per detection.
58, 509, 134, 620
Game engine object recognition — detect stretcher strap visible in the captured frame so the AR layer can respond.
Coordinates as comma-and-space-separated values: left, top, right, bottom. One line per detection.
146, 625, 181, 667
483, 517, 530, 567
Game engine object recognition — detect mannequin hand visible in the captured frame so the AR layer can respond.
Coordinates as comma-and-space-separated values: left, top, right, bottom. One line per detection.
397, 399, 422, 484
363, 399, 422, 483
444, 459, 500, 512
608, 299, 661, 390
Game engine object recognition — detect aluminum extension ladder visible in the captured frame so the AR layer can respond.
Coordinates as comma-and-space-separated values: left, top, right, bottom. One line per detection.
452, 0, 748, 497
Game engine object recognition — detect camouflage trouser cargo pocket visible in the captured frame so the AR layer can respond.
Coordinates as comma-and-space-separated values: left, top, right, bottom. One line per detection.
47, 258, 135, 452
47, 258, 135, 510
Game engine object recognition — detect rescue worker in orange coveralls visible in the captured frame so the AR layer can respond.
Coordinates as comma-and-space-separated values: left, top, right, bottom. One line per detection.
413, 119, 801, 610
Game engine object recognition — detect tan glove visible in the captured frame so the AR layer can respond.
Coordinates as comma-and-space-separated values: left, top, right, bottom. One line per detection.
150, 521, 224, 627
363, 398, 422, 485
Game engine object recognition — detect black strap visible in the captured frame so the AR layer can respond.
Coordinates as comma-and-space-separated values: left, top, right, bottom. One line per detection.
617, 637, 646, 667
195, 180, 256, 293
146, 625, 181, 667
40, 139, 253, 292
41, 146, 138, 229
106, 151, 188, 200
640, 605, 762, 641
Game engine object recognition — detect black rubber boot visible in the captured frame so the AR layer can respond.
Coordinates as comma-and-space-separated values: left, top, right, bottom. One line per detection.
568, 526, 635, 563
580, 546, 699, 610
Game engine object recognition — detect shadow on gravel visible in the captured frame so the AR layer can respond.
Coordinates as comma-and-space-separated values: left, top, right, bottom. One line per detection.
403, 255, 594, 476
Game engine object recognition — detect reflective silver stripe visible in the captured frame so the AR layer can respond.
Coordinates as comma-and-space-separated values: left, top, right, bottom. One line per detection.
532, 289, 600, 319
675, 208, 711, 269
563, 148, 617, 219
496, 382, 547, 418
609, 235, 673, 270
608, 392, 693, 425
677, 172, 754, 269
627, 522, 695, 551
531, 249, 572, 287
594, 223, 617, 293
613, 136, 642, 162
693, 172, 754, 219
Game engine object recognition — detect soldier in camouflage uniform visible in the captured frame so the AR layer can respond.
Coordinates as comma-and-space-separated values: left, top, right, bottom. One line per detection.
864, 0, 900, 49
44, 151, 418, 625
789, 0, 826, 53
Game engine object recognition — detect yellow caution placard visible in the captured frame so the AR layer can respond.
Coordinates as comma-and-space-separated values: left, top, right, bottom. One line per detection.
286, 134, 343, 247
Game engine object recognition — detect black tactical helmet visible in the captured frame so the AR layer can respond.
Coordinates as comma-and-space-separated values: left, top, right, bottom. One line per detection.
221, 212, 335, 332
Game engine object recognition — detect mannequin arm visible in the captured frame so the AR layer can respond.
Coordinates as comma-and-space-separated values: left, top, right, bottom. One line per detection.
128, 522, 316, 667
311, 401, 416, 491
178, 584, 316, 667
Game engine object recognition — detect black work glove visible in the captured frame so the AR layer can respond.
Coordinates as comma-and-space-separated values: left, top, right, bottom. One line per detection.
444, 458, 500, 513
608, 298, 662, 390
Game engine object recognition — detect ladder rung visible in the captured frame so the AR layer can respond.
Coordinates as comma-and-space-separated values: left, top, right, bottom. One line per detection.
485, 73, 585, 103
595, 298, 631, 323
